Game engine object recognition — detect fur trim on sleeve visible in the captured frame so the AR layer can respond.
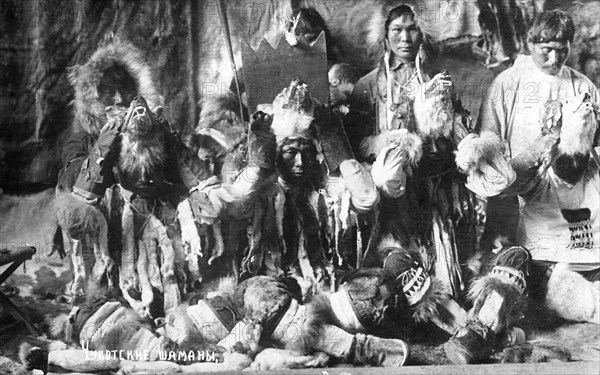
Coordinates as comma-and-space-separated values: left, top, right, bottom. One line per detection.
455, 131, 505, 173
359, 129, 423, 164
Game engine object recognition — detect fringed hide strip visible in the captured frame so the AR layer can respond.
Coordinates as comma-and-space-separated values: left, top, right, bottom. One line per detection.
177, 198, 202, 283
146, 214, 181, 312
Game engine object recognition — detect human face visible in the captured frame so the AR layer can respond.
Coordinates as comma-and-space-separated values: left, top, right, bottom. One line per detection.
277, 138, 318, 184
419, 136, 454, 176
98, 66, 137, 108
530, 40, 570, 76
386, 15, 423, 62
328, 69, 353, 106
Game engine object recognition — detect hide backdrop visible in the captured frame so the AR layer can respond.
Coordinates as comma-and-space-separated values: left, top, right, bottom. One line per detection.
0, 0, 598, 191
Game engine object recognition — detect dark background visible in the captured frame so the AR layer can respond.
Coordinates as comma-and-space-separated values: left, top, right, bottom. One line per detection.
0, 0, 598, 193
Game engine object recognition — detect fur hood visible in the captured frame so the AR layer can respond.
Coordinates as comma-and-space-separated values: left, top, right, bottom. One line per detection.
68, 37, 163, 137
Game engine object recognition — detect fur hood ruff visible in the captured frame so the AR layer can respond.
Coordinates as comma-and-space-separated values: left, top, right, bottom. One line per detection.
69, 38, 163, 137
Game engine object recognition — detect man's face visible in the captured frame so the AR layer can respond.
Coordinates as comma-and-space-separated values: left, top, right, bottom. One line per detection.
98, 66, 137, 108
328, 69, 354, 106
418, 136, 455, 176
386, 15, 423, 62
530, 40, 570, 76
277, 137, 318, 184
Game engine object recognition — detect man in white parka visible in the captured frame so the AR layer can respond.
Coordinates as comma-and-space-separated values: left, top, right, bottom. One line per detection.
448, 90, 600, 364
476, 9, 600, 253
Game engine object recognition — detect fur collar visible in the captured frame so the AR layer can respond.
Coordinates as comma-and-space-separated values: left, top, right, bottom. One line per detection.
68, 37, 163, 137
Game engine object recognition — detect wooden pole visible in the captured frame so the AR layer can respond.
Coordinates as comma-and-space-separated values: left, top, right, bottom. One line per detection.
216, 0, 246, 140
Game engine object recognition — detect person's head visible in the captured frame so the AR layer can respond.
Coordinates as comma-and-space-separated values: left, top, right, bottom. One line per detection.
384, 4, 423, 63
277, 136, 319, 185
328, 63, 360, 105
98, 64, 137, 108
292, 8, 327, 45
416, 135, 455, 176
527, 10, 574, 76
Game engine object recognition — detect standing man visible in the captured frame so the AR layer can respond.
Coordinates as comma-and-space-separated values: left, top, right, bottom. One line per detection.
349, 4, 477, 299
477, 9, 600, 251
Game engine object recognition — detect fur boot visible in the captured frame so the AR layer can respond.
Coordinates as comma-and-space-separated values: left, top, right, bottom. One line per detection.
312, 324, 409, 367
379, 238, 463, 331
351, 333, 409, 367
444, 245, 530, 364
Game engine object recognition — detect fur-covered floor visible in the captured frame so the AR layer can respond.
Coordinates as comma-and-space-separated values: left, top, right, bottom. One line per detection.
1, 189, 599, 372
0, 292, 598, 373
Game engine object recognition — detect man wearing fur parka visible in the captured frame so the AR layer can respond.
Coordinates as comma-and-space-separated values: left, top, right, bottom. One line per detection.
227, 275, 410, 369
449, 92, 600, 364
248, 78, 380, 292
349, 4, 478, 301
55, 36, 213, 316
185, 78, 380, 293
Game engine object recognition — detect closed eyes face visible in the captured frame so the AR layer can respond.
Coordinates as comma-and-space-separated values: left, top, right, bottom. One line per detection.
530, 40, 570, 76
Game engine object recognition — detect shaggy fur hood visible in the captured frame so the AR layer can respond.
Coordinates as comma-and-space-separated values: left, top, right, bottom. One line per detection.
68, 37, 163, 137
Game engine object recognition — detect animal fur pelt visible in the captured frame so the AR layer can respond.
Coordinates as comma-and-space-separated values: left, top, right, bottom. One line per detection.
68, 36, 163, 137
47, 287, 153, 351
501, 343, 571, 363
55, 193, 104, 240
359, 129, 423, 164
249, 348, 330, 370
270, 78, 316, 142
558, 94, 599, 156
271, 297, 326, 355
411, 276, 450, 323
234, 276, 294, 325
455, 131, 506, 174
233, 276, 320, 355
116, 96, 170, 195
188, 276, 239, 329
413, 72, 456, 139
18, 342, 49, 375
545, 263, 600, 324
192, 90, 248, 161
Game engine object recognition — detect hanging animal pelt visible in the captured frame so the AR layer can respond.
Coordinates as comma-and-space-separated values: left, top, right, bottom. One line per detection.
190, 90, 248, 179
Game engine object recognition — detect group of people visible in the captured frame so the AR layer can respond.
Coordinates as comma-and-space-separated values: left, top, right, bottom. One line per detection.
26, 4, 598, 373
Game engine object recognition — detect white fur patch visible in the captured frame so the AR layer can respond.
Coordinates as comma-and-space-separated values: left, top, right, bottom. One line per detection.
455, 131, 505, 173
413, 82, 454, 139
271, 106, 314, 141
360, 129, 423, 164
559, 95, 598, 156
546, 263, 600, 324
